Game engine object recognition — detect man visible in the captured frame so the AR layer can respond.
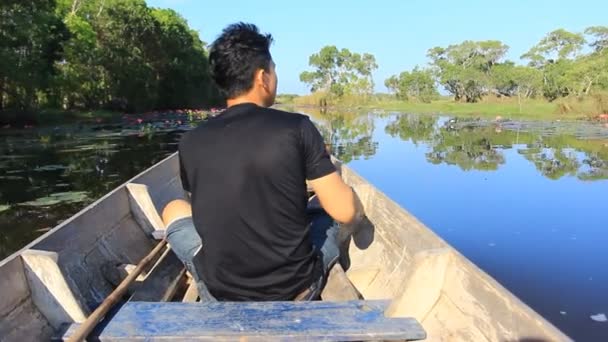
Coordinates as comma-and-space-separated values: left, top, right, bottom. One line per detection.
164, 22, 364, 301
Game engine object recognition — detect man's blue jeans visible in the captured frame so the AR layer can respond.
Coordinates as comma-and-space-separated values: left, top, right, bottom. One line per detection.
165, 208, 340, 301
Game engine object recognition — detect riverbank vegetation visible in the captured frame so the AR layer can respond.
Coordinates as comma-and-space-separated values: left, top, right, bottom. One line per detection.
294, 27, 608, 120
0, 0, 222, 124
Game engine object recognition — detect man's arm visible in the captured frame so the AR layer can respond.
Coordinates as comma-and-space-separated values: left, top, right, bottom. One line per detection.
308, 172, 356, 224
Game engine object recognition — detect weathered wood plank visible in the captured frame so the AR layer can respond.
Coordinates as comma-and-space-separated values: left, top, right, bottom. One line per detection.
0, 257, 30, 318
129, 248, 186, 302
62, 300, 426, 341
0, 297, 54, 342
0, 256, 55, 341
321, 264, 361, 301
126, 183, 166, 239
386, 248, 451, 321
182, 279, 199, 302
21, 250, 88, 329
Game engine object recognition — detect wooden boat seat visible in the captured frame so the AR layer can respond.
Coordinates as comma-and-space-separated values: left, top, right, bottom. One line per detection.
60, 300, 426, 341
321, 264, 362, 301
128, 246, 187, 302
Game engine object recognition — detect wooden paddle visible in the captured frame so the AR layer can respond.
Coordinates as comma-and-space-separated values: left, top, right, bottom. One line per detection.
67, 239, 168, 342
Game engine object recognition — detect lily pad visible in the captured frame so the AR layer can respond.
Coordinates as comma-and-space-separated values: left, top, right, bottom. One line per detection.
20, 191, 89, 207
591, 313, 607, 322
34, 165, 67, 172
0, 204, 10, 213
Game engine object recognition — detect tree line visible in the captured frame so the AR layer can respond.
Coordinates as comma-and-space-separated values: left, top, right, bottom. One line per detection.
0, 0, 222, 117
387, 27, 608, 104
300, 27, 608, 108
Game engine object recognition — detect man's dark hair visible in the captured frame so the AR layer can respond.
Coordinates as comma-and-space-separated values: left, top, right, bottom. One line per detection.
208, 23, 274, 99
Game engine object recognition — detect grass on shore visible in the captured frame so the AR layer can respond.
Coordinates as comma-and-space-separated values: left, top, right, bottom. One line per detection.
286, 93, 607, 121
369, 99, 577, 120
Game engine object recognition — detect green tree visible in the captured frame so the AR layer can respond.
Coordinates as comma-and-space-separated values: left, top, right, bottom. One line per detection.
1, 0, 220, 118
52, 7, 106, 109
489, 63, 543, 112
521, 29, 587, 101
300, 46, 377, 100
151, 8, 220, 109
585, 26, 608, 53
427, 40, 509, 102
0, 0, 67, 112
522, 29, 586, 66
384, 67, 438, 103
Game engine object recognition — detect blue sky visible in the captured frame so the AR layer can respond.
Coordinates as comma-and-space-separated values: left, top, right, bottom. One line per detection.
147, 0, 607, 94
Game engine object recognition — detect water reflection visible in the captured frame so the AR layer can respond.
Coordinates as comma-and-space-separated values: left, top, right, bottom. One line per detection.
306, 109, 379, 163
320, 112, 608, 180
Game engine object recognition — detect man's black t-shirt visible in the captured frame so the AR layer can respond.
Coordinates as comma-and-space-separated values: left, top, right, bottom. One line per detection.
178, 103, 336, 301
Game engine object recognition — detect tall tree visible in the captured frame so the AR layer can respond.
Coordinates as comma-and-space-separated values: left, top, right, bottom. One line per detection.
385, 67, 438, 103
585, 26, 608, 53
300, 46, 377, 100
51, 0, 220, 112
521, 29, 588, 101
0, 0, 67, 112
522, 29, 586, 66
427, 40, 509, 102
152, 8, 220, 109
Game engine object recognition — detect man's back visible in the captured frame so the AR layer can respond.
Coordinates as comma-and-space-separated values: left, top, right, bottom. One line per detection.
179, 103, 336, 300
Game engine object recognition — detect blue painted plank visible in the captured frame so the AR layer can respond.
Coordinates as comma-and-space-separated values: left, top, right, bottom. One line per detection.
63, 300, 426, 341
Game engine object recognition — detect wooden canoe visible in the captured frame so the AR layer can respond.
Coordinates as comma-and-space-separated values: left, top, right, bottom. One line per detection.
0, 152, 571, 341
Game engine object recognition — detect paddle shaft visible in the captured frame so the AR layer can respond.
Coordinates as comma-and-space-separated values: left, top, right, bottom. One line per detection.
67, 239, 168, 342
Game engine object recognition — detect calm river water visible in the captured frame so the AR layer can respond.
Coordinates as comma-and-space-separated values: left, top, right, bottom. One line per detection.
0, 109, 606, 341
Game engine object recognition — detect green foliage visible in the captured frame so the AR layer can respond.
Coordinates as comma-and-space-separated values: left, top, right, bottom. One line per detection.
381, 26, 608, 112
300, 46, 377, 101
1, 0, 220, 117
521, 27, 608, 101
0, 0, 67, 111
426, 40, 509, 103
522, 29, 586, 65
585, 26, 608, 53
275, 94, 299, 104
384, 67, 438, 103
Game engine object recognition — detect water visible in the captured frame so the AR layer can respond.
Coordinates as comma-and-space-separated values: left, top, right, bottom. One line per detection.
1, 110, 607, 341
0, 112, 199, 258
